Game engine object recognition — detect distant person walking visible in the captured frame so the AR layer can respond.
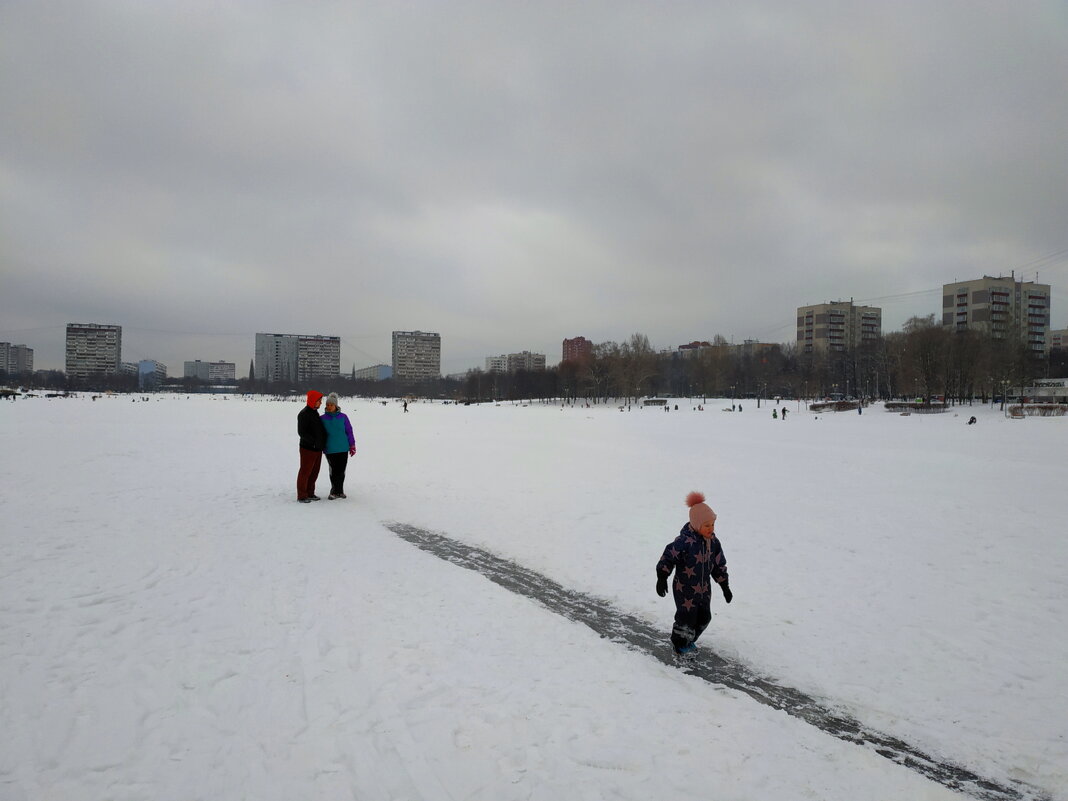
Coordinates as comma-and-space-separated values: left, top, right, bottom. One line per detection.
655, 491, 732, 657
321, 392, 356, 499
297, 390, 327, 503
781, 407, 788, 419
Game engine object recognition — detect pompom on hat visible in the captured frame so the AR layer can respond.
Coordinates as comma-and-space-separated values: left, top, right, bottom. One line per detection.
686, 491, 717, 531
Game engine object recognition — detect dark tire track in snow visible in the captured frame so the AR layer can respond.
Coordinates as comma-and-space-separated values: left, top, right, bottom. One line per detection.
385, 522, 1051, 801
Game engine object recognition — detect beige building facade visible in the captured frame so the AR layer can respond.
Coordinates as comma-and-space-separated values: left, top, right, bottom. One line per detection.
392, 331, 441, 383
796, 302, 881, 354
942, 276, 1051, 353
66, 323, 122, 379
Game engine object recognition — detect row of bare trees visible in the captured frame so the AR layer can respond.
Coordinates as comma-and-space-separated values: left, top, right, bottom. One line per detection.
460, 320, 1058, 404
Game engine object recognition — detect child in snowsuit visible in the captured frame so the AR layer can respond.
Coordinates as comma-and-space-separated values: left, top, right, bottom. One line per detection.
656, 491, 732, 655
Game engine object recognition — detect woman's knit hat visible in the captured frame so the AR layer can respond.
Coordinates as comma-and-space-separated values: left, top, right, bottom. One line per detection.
325, 392, 340, 408
686, 491, 716, 531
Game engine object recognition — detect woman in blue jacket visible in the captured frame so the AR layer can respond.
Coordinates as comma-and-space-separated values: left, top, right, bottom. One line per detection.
320, 392, 356, 499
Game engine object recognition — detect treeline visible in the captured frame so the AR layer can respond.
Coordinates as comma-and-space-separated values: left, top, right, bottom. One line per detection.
7, 318, 1065, 401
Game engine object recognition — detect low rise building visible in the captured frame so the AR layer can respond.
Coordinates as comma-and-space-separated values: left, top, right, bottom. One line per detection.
355, 364, 392, 381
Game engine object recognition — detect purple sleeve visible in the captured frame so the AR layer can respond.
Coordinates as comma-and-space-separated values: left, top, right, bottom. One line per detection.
344, 414, 355, 448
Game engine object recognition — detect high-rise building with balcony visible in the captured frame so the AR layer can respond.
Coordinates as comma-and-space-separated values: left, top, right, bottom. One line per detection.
942, 276, 1052, 354
0, 343, 34, 375
392, 331, 441, 383
297, 335, 341, 381
255, 333, 340, 382
796, 302, 881, 354
65, 323, 122, 379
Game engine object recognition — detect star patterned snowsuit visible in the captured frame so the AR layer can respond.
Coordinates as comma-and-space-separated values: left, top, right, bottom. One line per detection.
656, 523, 729, 651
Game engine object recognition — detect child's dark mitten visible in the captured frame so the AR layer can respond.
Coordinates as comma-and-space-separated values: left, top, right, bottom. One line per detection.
720, 582, 733, 603
655, 574, 668, 597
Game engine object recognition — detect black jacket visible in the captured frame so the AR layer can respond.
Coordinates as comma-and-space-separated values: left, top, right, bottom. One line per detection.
297, 405, 327, 451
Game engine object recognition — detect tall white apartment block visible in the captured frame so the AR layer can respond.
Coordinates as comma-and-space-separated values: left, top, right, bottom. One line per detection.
297, 335, 341, 380
485, 355, 508, 373
66, 323, 122, 379
255, 333, 340, 382
0, 342, 34, 374
507, 351, 546, 372
796, 302, 881, 354
942, 276, 1052, 353
392, 331, 441, 382
255, 333, 299, 382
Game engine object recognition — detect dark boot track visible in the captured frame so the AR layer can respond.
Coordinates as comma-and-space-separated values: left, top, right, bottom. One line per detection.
385, 522, 1051, 801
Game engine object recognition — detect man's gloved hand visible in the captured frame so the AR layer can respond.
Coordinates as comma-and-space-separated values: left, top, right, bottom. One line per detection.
656, 574, 668, 597
720, 581, 733, 604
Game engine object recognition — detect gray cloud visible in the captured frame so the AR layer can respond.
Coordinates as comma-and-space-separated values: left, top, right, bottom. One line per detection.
3, 1, 1067, 374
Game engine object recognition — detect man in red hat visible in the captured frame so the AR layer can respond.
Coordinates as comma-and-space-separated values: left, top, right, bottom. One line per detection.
297, 390, 327, 502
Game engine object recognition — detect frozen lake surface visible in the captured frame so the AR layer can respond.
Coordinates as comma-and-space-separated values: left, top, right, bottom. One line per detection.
1, 394, 1065, 800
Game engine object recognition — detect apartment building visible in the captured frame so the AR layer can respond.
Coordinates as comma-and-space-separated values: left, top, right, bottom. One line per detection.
562, 336, 593, 364
208, 362, 236, 383
184, 360, 236, 383
0, 342, 34, 375
942, 276, 1051, 353
796, 302, 881, 354
65, 323, 122, 379
1049, 328, 1068, 350
392, 331, 441, 383
485, 351, 546, 373
255, 333, 340, 382
485, 354, 508, 373
355, 364, 392, 381
137, 360, 167, 390
297, 335, 341, 381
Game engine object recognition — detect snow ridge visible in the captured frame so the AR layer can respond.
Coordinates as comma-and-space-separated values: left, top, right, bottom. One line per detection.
384, 521, 1052, 801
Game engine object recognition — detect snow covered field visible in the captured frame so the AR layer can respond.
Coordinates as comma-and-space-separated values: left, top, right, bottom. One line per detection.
1, 394, 1065, 801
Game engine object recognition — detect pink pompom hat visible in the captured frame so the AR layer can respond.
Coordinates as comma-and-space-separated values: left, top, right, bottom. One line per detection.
686, 491, 717, 532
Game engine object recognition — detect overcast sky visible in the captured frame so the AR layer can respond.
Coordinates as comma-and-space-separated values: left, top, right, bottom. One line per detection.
2, 1, 1067, 376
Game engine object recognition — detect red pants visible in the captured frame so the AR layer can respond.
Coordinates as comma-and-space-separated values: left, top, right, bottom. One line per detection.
297, 448, 322, 499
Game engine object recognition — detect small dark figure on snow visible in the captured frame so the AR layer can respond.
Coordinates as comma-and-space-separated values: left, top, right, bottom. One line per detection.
968, 416, 977, 425
772, 409, 778, 419
655, 492, 732, 656
782, 407, 788, 419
